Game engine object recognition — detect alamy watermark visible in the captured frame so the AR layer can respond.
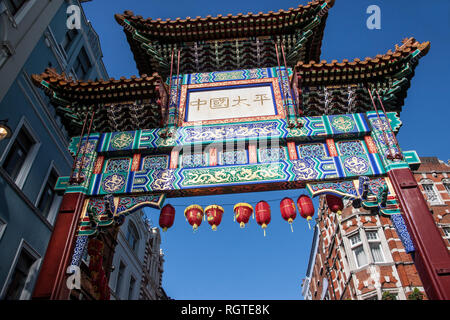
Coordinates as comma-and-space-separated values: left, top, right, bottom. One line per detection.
366, 5, 381, 30
66, 5, 81, 30
66, 265, 81, 290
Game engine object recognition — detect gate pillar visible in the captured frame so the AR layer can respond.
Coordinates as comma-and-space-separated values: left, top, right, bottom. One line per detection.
388, 168, 450, 300
32, 193, 86, 300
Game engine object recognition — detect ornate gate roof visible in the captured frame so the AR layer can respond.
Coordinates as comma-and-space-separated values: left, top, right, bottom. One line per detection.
31, 68, 168, 136
115, 0, 335, 76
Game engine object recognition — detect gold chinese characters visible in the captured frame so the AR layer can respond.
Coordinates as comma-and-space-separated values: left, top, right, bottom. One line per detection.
190, 94, 271, 110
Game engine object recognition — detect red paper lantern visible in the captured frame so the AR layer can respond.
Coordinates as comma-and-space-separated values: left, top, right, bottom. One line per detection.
297, 195, 315, 229
255, 201, 271, 236
184, 205, 204, 231
280, 197, 297, 232
159, 204, 175, 232
205, 205, 224, 231
233, 203, 253, 228
326, 194, 344, 216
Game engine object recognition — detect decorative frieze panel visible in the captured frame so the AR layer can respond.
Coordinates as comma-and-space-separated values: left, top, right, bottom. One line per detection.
219, 149, 248, 165
91, 112, 378, 153
298, 143, 328, 158
258, 147, 287, 163
142, 155, 169, 170
336, 140, 367, 156
85, 154, 361, 197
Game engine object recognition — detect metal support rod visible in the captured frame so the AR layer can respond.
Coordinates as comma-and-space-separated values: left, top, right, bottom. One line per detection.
174, 49, 181, 126
274, 42, 290, 124
75, 108, 95, 181
367, 88, 395, 160
165, 48, 175, 126
69, 109, 89, 183
374, 89, 403, 159
280, 42, 298, 117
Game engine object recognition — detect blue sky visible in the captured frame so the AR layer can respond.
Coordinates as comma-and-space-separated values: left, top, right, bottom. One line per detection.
82, 0, 450, 299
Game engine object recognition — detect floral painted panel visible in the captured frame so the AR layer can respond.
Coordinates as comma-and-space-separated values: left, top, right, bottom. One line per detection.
143, 155, 169, 170
337, 140, 366, 156
105, 158, 131, 173
258, 147, 287, 163
298, 143, 327, 158
219, 150, 248, 165
181, 152, 208, 168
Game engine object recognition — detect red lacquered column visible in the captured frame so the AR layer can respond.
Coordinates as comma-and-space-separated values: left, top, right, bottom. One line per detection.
32, 192, 86, 300
388, 168, 450, 300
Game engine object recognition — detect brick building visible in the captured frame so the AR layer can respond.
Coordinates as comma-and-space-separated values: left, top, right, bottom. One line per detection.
414, 157, 450, 247
302, 157, 450, 300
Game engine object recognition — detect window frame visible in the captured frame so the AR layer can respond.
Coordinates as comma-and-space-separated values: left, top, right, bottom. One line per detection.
348, 231, 368, 269
0, 239, 41, 300
366, 230, 385, 263
420, 179, 443, 205
126, 221, 140, 253
3, 0, 28, 16
73, 47, 92, 80
61, 29, 79, 54
3, 0, 36, 25
0, 216, 7, 241
442, 179, 450, 195
128, 275, 136, 300
34, 162, 61, 224
442, 225, 450, 245
115, 260, 126, 298
0, 117, 41, 190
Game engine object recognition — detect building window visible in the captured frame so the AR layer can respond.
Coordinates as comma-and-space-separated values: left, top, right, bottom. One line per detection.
128, 276, 136, 300
3, 0, 28, 16
73, 47, 92, 80
0, 218, 6, 240
2, 124, 36, 184
349, 232, 367, 268
3, 247, 37, 300
115, 262, 125, 297
443, 226, 450, 244
421, 179, 441, 205
126, 222, 139, 252
61, 29, 78, 52
36, 168, 59, 219
443, 227, 450, 237
443, 179, 450, 195
366, 231, 384, 263
364, 295, 378, 300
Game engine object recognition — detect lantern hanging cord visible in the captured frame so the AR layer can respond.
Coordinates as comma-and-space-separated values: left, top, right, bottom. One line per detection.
164, 195, 312, 208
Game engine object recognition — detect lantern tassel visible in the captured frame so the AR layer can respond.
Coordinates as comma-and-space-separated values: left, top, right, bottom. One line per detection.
290, 222, 294, 233
263, 229, 266, 237
306, 216, 313, 230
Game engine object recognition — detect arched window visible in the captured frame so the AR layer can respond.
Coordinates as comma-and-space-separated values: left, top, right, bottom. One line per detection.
420, 179, 442, 205
126, 222, 140, 252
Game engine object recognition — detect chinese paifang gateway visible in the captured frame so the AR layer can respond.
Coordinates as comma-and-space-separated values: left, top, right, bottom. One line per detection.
30, 0, 450, 300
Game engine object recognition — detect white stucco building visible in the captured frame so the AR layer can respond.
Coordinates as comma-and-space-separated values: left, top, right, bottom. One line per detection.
108, 210, 167, 300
